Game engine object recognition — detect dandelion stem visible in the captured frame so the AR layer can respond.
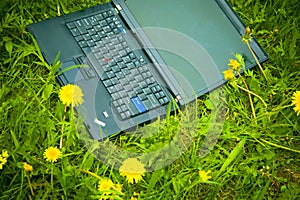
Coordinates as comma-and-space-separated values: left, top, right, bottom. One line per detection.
260, 138, 300, 154
26, 174, 35, 196
51, 164, 54, 192
235, 84, 268, 108
60, 105, 67, 149
246, 41, 269, 83
79, 169, 102, 180
238, 74, 256, 119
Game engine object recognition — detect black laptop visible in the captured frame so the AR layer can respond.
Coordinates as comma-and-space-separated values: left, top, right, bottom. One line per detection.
27, 0, 268, 140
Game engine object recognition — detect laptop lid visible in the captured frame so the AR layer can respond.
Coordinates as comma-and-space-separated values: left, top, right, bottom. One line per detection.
123, 0, 269, 101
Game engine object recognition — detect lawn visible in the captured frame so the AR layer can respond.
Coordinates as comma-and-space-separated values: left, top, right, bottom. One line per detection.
0, 0, 299, 199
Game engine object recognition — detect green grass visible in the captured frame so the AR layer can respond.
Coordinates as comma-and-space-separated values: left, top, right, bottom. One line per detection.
1, 0, 300, 199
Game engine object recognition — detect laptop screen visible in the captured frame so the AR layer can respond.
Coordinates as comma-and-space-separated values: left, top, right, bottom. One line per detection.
125, 0, 262, 97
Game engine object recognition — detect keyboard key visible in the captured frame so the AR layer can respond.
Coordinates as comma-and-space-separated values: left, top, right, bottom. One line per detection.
142, 100, 152, 110
94, 52, 103, 59
107, 10, 115, 17
147, 94, 160, 108
118, 90, 127, 98
106, 17, 113, 24
129, 52, 136, 59
107, 86, 116, 93
135, 75, 143, 82
124, 111, 131, 118
123, 56, 131, 63
114, 83, 123, 91
96, 40, 105, 47
128, 101, 139, 116
103, 80, 112, 87
116, 71, 124, 79
82, 18, 92, 29
98, 30, 106, 38
75, 20, 87, 34
83, 34, 92, 41
102, 12, 108, 18
120, 113, 127, 120
90, 16, 98, 26
100, 20, 107, 26
113, 28, 119, 34
95, 13, 104, 20
87, 40, 95, 47
112, 100, 119, 107
79, 40, 88, 48
115, 44, 123, 51
94, 24, 102, 32
142, 88, 152, 95
110, 77, 119, 85
103, 26, 111, 33
88, 28, 96, 35
70, 28, 80, 36
112, 92, 120, 100
111, 65, 120, 73
138, 93, 147, 101
131, 97, 147, 113
66, 22, 75, 29
146, 77, 156, 85
109, 22, 116, 29
106, 71, 115, 78
91, 46, 99, 53
75, 35, 83, 42
111, 37, 119, 45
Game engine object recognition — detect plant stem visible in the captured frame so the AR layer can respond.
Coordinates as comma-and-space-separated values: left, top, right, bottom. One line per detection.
79, 169, 102, 180
51, 164, 54, 192
246, 41, 269, 83
238, 74, 256, 119
26, 174, 35, 196
60, 105, 67, 149
235, 84, 268, 108
260, 138, 300, 154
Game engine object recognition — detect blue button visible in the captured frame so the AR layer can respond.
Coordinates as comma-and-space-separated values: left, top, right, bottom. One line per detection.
131, 97, 147, 113
120, 27, 126, 34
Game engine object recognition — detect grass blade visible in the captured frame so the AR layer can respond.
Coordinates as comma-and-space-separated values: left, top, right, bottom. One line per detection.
216, 138, 246, 178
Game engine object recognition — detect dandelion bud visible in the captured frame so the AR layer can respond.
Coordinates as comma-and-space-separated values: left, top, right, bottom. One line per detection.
245, 27, 251, 34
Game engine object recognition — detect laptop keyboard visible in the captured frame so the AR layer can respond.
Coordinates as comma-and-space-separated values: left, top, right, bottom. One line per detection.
66, 8, 170, 120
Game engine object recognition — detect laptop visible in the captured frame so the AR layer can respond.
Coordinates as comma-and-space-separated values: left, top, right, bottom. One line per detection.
27, 0, 268, 140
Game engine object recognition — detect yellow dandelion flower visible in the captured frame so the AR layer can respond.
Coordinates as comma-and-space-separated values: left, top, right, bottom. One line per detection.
292, 91, 300, 115
223, 69, 235, 80
59, 84, 84, 107
131, 197, 138, 200
228, 59, 241, 70
119, 158, 146, 184
24, 162, 33, 172
0, 156, 7, 165
199, 170, 212, 182
0, 154, 8, 170
43, 146, 62, 163
2, 150, 9, 158
98, 178, 115, 195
